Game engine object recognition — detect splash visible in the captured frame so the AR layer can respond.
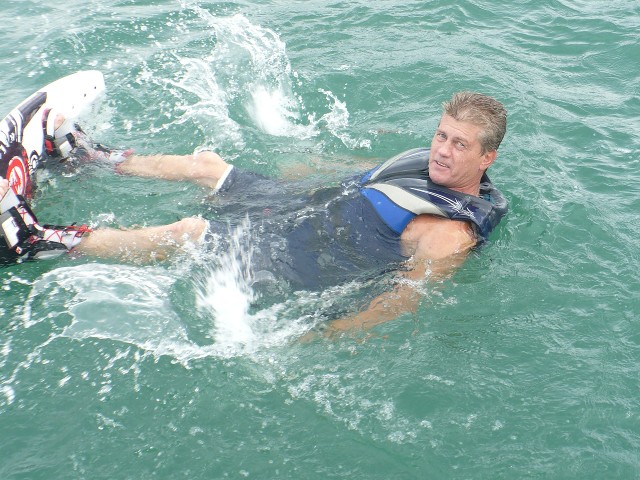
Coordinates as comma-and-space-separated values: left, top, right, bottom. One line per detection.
195, 220, 258, 354
21, 263, 209, 363
248, 85, 312, 138
154, 10, 368, 147
17, 225, 311, 364
318, 89, 372, 149
164, 55, 244, 148
203, 12, 316, 139
195, 218, 315, 356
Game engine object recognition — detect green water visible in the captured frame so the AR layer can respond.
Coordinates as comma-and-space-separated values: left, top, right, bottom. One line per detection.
2, 0, 640, 478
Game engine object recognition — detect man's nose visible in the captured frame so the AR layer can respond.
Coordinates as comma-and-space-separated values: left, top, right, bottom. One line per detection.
438, 140, 453, 157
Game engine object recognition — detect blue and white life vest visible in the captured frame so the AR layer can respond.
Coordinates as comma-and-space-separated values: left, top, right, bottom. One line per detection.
359, 148, 508, 241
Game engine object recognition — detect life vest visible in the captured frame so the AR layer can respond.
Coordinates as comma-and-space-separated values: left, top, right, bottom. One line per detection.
359, 148, 508, 241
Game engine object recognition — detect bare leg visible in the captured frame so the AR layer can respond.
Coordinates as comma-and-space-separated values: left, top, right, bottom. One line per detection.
53, 114, 232, 189
75, 217, 207, 262
40, 117, 219, 260
118, 151, 231, 189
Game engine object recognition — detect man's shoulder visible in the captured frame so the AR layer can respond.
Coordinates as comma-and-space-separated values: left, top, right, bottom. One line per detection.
401, 214, 476, 260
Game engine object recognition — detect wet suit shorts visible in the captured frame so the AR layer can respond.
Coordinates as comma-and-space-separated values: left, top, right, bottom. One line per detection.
203, 167, 408, 291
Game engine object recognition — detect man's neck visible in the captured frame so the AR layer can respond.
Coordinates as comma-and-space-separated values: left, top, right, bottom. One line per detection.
448, 183, 481, 197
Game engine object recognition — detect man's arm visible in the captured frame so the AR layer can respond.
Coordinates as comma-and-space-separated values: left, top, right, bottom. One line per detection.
279, 155, 380, 180
322, 216, 476, 336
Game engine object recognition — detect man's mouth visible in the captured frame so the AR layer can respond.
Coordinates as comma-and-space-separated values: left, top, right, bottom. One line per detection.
432, 159, 449, 169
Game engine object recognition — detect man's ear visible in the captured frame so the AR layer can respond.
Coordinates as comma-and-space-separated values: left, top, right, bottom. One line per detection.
481, 150, 497, 170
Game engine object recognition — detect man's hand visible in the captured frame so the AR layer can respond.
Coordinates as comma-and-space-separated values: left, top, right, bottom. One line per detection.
0, 178, 10, 199
320, 215, 476, 337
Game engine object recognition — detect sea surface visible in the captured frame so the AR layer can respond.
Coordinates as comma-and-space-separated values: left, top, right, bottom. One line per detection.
1, 1, 639, 478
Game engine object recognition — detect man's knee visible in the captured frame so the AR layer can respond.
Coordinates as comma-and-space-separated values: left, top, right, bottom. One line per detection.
170, 217, 207, 242
194, 151, 225, 169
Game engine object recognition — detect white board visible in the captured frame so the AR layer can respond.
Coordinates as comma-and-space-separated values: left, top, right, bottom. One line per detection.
0, 70, 105, 198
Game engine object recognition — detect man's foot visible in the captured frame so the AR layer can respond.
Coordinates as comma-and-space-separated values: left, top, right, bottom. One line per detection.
70, 131, 134, 165
44, 110, 77, 159
44, 110, 133, 164
1, 186, 91, 261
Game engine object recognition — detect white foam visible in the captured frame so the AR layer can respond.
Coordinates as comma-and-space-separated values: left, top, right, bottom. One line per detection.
165, 55, 244, 148
1, 385, 15, 406
206, 14, 316, 139
319, 89, 371, 149
18, 230, 311, 364
164, 11, 367, 146
248, 85, 312, 138
195, 219, 322, 357
22, 264, 204, 363
196, 221, 257, 354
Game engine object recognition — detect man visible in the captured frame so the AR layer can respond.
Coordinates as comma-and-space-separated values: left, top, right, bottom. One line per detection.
0, 92, 507, 333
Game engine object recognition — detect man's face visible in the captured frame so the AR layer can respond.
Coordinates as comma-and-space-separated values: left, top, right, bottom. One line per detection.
428, 114, 496, 195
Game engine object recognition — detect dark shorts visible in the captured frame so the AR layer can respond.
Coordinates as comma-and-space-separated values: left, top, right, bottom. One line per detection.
204, 168, 408, 292
218, 167, 280, 194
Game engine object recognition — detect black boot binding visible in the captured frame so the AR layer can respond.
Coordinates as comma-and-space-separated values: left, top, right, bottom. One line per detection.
0, 188, 90, 265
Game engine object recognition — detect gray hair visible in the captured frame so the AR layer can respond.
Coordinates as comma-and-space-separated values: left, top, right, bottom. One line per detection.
442, 92, 507, 154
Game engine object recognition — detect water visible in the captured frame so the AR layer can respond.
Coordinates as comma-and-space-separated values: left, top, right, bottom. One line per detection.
1, 0, 640, 478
